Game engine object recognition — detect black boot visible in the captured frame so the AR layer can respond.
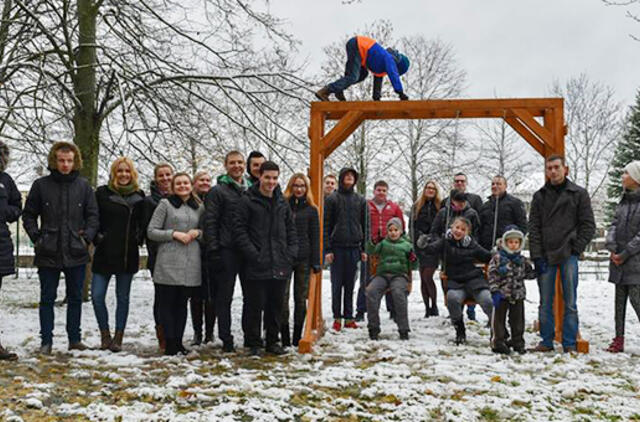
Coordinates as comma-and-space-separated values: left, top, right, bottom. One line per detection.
266, 343, 287, 355
492, 342, 511, 355
190, 300, 203, 346
281, 324, 291, 348
292, 324, 303, 347
399, 331, 409, 340
430, 305, 439, 317
204, 301, 215, 344
164, 338, 178, 356
454, 320, 466, 345
334, 91, 346, 101
369, 328, 380, 340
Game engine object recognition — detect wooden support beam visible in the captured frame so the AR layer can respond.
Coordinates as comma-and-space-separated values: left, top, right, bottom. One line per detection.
322, 111, 364, 156
504, 117, 545, 156
511, 108, 552, 145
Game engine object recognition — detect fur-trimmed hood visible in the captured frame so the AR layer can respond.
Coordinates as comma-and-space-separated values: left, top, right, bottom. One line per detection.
47, 141, 83, 171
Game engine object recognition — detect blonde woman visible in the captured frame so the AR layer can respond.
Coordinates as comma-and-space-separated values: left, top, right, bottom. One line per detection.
409, 180, 442, 317
283, 173, 320, 347
147, 173, 204, 356
91, 157, 146, 352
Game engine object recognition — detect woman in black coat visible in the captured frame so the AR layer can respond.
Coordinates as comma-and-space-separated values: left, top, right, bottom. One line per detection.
189, 171, 215, 345
410, 180, 442, 318
283, 173, 320, 347
0, 142, 21, 361
91, 157, 145, 352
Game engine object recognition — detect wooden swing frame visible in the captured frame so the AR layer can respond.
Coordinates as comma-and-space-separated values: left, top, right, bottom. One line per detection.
298, 98, 589, 354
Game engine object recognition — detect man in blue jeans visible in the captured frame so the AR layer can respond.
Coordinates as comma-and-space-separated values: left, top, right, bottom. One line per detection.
528, 155, 595, 353
23, 142, 99, 355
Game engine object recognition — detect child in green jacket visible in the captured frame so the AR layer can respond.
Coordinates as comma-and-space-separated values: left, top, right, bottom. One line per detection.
366, 217, 418, 340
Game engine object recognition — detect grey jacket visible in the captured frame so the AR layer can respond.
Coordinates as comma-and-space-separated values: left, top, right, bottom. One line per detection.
606, 189, 640, 285
147, 196, 204, 287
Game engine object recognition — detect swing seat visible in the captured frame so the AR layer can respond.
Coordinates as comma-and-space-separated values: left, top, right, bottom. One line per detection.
440, 263, 488, 307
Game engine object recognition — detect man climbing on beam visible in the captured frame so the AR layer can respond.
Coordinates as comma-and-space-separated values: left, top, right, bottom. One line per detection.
315, 35, 410, 102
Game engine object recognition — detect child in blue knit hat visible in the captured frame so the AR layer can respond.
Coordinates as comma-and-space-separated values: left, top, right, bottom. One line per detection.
488, 225, 536, 354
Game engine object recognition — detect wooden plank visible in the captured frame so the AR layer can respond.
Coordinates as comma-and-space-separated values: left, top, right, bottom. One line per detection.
504, 117, 545, 156
299, 110, 325, 354
511, 108, 552, 146
311, 98, 564, 120
322, 110, 364, 156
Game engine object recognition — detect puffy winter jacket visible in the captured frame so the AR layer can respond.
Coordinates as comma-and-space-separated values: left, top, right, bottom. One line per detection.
234, 184, 297, 281
479, 193, 528, 250
430, 202, 481, 241
368, 199, 404, 244
92, 185, 145, 274
606, 189, 640, 285
289, 196, 320, 270
487, 249, 535, 302
323, 168, 369, 253
409, 200, 439, 268
203, 174, 248, 255
0, 172, 22, 276
355, 36, 404, 93
23, 170, 99, 269
420, 235, 491, 292
366, 235, 417, 277
529, 179, 595, 265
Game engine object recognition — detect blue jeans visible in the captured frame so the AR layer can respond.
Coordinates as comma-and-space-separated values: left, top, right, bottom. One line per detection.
328, 37, 369, 94
91, 272, 134, 332
38, 265, 86, 346
330, 247, 360, 320
537, 255, 579, 348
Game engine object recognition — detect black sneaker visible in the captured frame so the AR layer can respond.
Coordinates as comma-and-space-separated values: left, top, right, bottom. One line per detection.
454, 320, 466, 345
266, 344, 287, 356
492, 343, 511, 355
513, 346, 527, 355
355, 311, 365, 322
222, 342, 235, 353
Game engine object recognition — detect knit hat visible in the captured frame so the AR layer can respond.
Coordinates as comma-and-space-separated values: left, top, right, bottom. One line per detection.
625, 161, 640, 184
386, 217, 403, 233
501, 225, 524, 254
387, 48, 410, 75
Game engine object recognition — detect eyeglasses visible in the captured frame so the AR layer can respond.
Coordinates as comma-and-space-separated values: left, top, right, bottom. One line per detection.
293, 184, 306, 189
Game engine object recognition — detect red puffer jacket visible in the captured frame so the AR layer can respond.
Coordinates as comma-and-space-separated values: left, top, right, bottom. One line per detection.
368, 199, 405, 244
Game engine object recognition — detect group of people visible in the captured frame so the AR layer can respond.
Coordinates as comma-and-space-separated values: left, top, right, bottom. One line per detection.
1, 140, 640, 361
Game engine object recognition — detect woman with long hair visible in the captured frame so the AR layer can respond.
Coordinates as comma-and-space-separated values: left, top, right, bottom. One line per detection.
283, 173, 320, 347
410, 180, 442, 317
92, 157, 146, 352
189, 171, 215, 345
147, 173, 204, 355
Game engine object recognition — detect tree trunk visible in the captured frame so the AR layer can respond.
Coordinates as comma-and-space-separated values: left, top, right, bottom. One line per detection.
73, 0, 99, 187
0, 0, 13, 80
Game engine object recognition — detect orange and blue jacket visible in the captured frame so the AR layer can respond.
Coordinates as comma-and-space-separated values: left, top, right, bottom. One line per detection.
356, 36, 404, 93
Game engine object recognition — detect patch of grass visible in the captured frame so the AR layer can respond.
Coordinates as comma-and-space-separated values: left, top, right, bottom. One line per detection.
478, 406, 501, 421
511, 399, 531, 409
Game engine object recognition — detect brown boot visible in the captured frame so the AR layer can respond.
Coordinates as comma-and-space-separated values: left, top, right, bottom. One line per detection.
68, 341, 90, 351
155, 325, 166, 353
110, 331, 123, 353
100, 330, 112, 350
315, 86, 331, 101
0, 342, 18, 361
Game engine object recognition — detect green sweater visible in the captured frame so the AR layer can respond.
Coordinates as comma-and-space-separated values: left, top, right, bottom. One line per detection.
367, 235, 418, 276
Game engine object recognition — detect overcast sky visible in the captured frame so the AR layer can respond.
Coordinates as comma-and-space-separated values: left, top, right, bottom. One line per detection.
269, 0, 640, 106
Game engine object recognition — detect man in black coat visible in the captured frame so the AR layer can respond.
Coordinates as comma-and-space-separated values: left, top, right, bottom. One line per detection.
431, 190, 481, 241
479, 176, 528, 250
0, 141, 21, 361
234, 161, 297, 356
22, 142, 99, 355
529, 155, 595, 353
203, 150, 249, 352
323, 167, 368, 330
442, 173, 483, 214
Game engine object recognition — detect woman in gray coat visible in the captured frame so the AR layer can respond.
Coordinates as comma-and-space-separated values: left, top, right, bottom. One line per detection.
147, 173, 204, 355
605, 161, 640, 353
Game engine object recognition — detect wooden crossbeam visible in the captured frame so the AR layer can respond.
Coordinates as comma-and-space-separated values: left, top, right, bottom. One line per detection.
504, 117, 546, 156
511, 108, 552, 145
322, 110, 364, 156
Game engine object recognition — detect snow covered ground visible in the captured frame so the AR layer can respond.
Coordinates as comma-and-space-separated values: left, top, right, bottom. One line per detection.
1, 261, 640, 421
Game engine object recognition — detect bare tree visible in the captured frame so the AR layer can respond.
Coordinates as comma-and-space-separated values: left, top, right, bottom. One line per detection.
386, 35, 467, 204
472, 117, 537, 191
0, 0, 310, 186
550, 74, 623, 199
